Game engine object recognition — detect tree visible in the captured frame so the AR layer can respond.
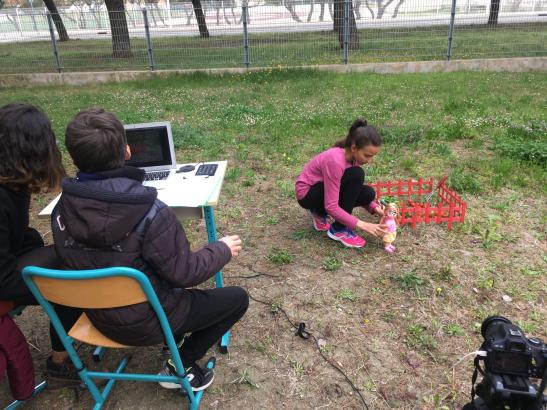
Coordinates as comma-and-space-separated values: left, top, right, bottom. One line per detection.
333, 0, 359, 49
104, 0, 132, 57
363, 0, 405, 19
487, 0, 500, 25
191, 0, 209, 37
43, 0, 69, 41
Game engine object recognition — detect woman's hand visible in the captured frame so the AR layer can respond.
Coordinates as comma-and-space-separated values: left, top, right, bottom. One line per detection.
356, 220, 388, 238
374, 204, 385, 217
220, 235, 243, 257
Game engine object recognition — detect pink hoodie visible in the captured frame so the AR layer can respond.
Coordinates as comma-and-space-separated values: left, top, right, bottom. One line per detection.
295, 147, 359, 229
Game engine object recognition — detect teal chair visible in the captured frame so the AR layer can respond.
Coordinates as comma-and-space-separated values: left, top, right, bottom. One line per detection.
21, 266, 215, 410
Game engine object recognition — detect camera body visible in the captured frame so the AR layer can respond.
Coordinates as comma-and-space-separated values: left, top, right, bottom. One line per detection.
464, 316, 547, 410
481, 316, 547, 379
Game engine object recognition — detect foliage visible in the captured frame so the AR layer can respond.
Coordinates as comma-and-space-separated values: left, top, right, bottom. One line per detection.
449, 167, 483, 194
493, 120, 547, 166
322, 256, 342, 271
267, 248, 294, 265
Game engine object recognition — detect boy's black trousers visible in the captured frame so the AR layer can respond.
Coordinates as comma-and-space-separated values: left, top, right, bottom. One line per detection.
174, 286, 249, 366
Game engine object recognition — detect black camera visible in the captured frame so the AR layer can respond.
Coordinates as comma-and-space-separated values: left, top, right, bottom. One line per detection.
463, 316, 547, 410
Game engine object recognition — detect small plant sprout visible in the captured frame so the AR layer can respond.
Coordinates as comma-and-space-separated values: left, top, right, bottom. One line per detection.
231, 369, 259, 389
322, 256, 342, 271
444, 323, 464, 336
270, 301, 283, 314
267, 248, 294, 265
336, 288, 357, 302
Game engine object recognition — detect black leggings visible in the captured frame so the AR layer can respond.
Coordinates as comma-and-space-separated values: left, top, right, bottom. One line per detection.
173, 286, 249, 366
298, 166, 376, 230
9, 246, 81, 353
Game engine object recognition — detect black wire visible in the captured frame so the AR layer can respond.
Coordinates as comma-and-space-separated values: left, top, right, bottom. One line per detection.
229, 272, 281, 279
248, 294, 369, 410
228, 263, 282, 280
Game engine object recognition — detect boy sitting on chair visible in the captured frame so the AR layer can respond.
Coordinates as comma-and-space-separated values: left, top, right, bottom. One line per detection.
51, 108, 248, 392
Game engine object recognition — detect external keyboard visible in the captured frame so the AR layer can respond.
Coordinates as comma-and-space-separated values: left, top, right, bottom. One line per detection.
195, 164, 218, 177
144, 170, 171, 181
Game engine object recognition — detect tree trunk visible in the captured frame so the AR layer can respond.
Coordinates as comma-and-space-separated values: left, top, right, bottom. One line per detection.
333, 0, 359, 50
391, 0, 404, 18
191, 0, 209, 37
364, 0, 374, 18
487, 0, 500, 26
376, 0, 395, 19
42, 0, 69, 41
105, 0, 132, 57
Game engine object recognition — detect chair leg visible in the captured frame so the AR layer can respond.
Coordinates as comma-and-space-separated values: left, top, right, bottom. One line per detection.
188, 357, 216, 410
92, 346, 106, 362
219, 332, 230, 354
5, 381, 47, 410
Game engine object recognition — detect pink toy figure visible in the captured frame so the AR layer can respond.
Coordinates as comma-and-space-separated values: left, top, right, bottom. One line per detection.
380, 202, 400, 253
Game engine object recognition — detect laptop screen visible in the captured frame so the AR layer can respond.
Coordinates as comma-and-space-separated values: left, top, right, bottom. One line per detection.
125, 123, 174, 169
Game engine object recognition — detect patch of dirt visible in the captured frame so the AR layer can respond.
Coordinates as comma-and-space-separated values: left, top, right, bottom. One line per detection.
2, 180, 545, 410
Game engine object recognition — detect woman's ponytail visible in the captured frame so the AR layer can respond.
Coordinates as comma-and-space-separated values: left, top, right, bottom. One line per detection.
348, 117, 367, 135
334, 117, 381, 149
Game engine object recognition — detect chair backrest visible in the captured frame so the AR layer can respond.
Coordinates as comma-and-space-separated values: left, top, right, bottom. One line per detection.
22, 266, 148, 309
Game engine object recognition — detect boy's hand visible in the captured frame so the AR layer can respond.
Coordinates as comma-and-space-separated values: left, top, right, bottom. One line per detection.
220, 235, 242, 257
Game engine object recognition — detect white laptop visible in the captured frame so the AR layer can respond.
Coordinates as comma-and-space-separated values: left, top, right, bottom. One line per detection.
124, 122, 177, 189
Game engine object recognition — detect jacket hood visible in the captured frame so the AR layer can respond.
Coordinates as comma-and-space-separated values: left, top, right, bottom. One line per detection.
57, 167, 157, 247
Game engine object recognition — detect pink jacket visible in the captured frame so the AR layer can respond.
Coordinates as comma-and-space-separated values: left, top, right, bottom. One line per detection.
295, 147, 359, 228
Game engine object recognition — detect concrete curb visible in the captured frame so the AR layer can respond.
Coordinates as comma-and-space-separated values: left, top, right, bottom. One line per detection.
0, 57, 545, 88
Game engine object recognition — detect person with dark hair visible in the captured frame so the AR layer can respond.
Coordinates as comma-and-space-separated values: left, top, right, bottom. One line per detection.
295, 118, 388, 248
0, 103, 82, 386
53, 107, 249, 393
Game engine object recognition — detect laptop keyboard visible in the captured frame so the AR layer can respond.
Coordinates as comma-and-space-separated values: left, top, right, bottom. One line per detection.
144, 170, 171, 181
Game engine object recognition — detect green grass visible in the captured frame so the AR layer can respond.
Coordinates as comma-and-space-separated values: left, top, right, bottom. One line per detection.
0, 23, 545, 74
1, 69, 545, 196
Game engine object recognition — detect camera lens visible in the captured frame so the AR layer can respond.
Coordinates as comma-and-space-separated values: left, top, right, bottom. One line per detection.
481, 315, 511, 339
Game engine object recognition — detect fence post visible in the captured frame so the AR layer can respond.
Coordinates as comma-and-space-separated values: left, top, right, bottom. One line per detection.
342, 0, 349, 64
46, 12, 62, 73
242, 4, 250, 68
15, 7, 22, 33
142, 7, 156, 71
446, 0, 457, 60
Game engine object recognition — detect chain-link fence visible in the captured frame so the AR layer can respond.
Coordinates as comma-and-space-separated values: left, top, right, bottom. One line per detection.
0, 0, 546, 74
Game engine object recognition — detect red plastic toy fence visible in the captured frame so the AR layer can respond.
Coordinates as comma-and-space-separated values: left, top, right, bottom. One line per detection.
369, 176, 467, 230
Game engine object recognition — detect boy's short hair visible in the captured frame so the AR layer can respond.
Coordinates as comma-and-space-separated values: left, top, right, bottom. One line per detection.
65, 108, 127, 172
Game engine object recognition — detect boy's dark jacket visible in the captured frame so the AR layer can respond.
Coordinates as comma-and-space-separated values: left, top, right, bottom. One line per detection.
52, 167, 231, 346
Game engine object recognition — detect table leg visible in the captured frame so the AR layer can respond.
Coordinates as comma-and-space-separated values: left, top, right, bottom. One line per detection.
203, 206, 230, 353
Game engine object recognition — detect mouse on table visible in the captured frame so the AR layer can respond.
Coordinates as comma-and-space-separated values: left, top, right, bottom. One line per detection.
176, 165, 195, 173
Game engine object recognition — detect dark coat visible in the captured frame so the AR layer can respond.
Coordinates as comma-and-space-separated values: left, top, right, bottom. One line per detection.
0, 315, 35, 401
0, 186, 44, 301
52, 167, 231, 346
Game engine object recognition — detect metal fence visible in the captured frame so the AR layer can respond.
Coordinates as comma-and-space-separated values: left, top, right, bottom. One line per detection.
0, 0, 546, 74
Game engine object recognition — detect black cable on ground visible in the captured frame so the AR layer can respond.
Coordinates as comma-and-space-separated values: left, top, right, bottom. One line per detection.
248, 293, 369, 410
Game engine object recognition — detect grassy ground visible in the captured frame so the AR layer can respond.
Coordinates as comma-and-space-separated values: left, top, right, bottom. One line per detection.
0, 70, 546, 409
0, 23, 546, 74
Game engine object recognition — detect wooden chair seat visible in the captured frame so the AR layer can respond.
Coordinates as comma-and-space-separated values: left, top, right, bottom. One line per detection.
68, 313, 129, 348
